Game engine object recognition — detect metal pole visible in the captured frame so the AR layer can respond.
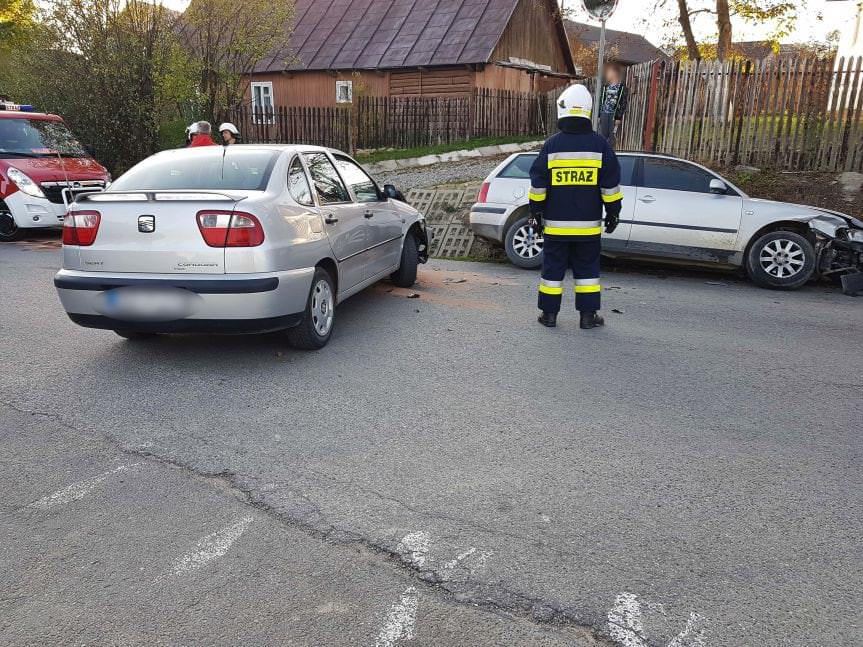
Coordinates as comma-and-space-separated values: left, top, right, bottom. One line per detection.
593, 18, 607, 130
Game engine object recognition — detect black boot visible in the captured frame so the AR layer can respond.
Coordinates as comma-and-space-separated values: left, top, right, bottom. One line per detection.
537, 312, 557, 328
579, 311, 605, 329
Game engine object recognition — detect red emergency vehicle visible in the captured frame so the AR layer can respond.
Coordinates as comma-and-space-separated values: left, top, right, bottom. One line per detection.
0, 101, 110, 241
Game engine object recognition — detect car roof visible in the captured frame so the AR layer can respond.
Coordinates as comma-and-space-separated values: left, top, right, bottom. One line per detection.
150, 144, 347, 158
0, 111, 63, 121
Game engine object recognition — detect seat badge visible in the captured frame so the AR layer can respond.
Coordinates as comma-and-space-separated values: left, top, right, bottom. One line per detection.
138, 215, 156, 233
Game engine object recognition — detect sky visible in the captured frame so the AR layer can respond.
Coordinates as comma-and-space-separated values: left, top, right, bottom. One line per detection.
561, 0, 855, 47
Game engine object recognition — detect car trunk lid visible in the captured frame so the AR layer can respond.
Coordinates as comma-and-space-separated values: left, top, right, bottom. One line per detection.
72, 191, 244, 274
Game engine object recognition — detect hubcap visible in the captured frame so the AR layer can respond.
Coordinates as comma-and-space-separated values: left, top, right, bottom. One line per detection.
512, 224, 544, 259
0, 212, 17, 237
759, 238, 805, 279
311, 279, 334, 337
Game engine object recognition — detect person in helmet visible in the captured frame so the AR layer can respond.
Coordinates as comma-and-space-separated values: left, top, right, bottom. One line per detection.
188, 121, 215, 147
183, 122, 197, 147
218, 122, 241, 145
528, 84, 623, 330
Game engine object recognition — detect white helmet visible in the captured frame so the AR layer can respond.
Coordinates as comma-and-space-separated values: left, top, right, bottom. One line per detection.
556, 84, 593, 121
219, 122, 239, 136
187, 122, 200, 135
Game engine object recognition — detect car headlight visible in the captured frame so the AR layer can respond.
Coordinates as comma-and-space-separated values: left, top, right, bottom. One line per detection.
6, 168, 45, 198
848, 229, 863, 243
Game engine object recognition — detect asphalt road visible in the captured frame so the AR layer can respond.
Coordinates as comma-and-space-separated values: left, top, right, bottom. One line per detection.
1, 235, 861, 647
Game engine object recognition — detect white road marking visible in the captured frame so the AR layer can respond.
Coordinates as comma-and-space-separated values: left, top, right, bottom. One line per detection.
374, 586, 418, 647
441, 547, 493, 573
28, 463, 139, 510
442, 547, 476, 570
608, 592, 709, 647
608, 592, 647, 647
396, 531, 429, 568
667, 612, 708, 647
172, 516, 254, 575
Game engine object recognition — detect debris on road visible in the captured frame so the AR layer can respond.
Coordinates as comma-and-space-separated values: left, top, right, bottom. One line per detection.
407, 293, 420, 299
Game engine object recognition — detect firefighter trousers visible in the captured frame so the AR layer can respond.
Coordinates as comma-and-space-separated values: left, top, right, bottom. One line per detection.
538, 237, 601, 313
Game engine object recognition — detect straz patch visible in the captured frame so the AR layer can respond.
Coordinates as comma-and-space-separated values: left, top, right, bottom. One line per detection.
551, 167, 598, 186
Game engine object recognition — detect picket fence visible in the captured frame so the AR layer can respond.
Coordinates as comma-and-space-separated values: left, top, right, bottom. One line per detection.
226, 55, 863, 172
618, 55, 863, 172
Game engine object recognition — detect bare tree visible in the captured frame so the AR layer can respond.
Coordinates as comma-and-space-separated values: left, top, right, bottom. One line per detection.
180, 0, 296, 118
676, 0, 701, 60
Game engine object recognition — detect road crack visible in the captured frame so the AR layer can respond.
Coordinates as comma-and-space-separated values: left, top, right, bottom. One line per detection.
2, 400, 613, 646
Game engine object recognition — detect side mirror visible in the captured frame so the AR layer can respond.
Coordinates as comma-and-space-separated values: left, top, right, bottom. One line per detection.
383, 184, 406, 202
709, 179, 728, 195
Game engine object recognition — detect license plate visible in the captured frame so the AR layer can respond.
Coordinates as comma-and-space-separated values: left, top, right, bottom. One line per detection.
97, 286, 197, 321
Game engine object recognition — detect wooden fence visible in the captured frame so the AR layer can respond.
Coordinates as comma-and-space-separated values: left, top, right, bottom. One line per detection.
619, 55, 863, 172
225, 89, 551, 153
226, 55, 863, 172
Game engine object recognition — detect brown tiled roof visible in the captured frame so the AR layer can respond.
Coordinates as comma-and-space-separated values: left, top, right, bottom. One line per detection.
255, 0, 563, 73
565, 21, 666, 65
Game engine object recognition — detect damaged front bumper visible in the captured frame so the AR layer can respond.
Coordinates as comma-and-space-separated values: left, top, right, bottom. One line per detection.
809, 215, 863, 296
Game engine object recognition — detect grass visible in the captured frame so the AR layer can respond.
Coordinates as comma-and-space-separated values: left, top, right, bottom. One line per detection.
355, 135, 541, 164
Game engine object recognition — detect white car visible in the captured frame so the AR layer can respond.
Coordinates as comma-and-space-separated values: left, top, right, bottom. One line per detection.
54, 145, 428, 349
470, 151, 863, 290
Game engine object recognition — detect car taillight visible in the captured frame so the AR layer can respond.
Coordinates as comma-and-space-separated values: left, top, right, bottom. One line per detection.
62, 210, 101, 246
477, 182, 490, 203
196, 210, 264, 247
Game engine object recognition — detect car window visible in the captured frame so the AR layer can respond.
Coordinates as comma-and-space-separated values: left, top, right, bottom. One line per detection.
617, 155, 635, 186
334, 155, 380, 203
288, 156, 313, 206
642, 158, 714, 193
110, 149, 279, 191
498, 154, 537, 179
303, 153, 351, 205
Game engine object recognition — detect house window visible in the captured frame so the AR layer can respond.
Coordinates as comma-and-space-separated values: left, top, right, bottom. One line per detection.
251, 81, 274, 124
335, 80, 353, 104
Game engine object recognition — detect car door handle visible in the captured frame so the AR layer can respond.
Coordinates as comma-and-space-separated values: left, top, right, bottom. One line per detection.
639, 195, 656, 203
364, 210, 375, 218
323, 213, 338, 224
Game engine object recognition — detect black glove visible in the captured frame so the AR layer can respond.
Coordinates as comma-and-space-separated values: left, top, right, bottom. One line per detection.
527, 214, 544, 235
604, 203, 621, 234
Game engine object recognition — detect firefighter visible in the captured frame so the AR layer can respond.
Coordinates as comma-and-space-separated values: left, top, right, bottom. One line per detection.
218, 122, 241, 145
529, 84, 623, 330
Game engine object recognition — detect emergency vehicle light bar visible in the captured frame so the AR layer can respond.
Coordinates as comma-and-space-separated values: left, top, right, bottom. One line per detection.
0, 102, 35, 112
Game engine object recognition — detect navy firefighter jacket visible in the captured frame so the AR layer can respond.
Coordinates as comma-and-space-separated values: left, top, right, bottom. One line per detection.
528, 118, 623, 240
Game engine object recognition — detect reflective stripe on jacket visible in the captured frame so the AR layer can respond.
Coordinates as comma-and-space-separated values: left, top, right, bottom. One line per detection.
528, 121, 622, 240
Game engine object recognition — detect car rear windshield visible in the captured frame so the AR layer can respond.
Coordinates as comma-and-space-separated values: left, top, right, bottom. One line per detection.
498, 154, 537, 179
109, 149, 279, 192
0, 118, 89, 158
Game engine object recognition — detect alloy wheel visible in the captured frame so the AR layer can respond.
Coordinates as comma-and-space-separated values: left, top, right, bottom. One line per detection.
512, 224, 544, 259
759, 238, 806, 279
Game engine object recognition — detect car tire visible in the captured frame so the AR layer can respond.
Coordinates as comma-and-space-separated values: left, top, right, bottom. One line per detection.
114, 330, 157, 340
746, 230, 815, 290
0, 212, 23, 242
287, 267, 335, 350
504, 215, 543, 269
390, 232, 419, 288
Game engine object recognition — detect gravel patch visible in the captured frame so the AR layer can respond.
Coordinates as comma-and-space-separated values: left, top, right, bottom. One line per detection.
378, 154, 510, 191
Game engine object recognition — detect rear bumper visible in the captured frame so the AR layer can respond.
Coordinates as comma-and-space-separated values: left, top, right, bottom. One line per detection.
468, 203, 518, 243
66, 312, 303, 334
55, 267, 315, 333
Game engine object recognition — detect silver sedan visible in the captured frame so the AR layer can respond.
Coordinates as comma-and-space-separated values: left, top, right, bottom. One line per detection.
470, 151, 863, 291
55, 145, 428, 349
